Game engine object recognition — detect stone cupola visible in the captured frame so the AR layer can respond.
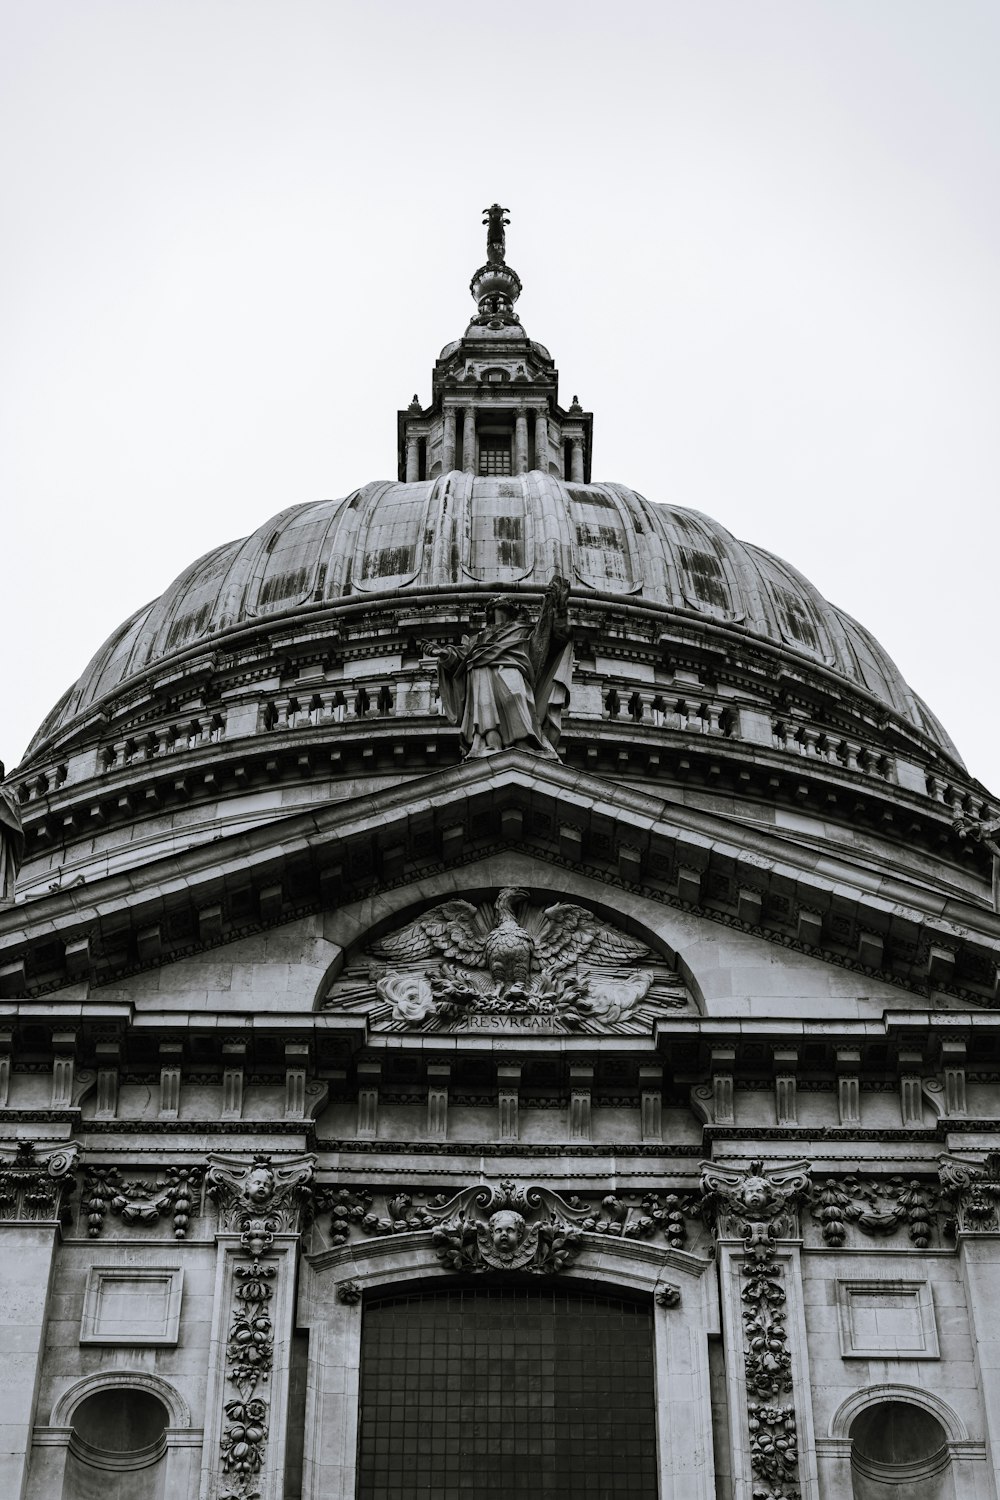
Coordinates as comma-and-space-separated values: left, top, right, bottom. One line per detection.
397, 206, 593, 483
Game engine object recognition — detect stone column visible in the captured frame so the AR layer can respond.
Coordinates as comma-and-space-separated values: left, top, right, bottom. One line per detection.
534, 407, 548, 474
202, 1152, 315, 1500
701, 1157, 818, 1500
0, 1141, 80, 1500
514, 408, 529, 474
570, 434, 585, 482
462, 407, 477, 475
442, 407, 456, 472
405, 431, 420, 482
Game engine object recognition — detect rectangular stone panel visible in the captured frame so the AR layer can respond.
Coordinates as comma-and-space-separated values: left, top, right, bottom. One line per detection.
836, 1278, 938, 1359
80, 1265, 183, 1345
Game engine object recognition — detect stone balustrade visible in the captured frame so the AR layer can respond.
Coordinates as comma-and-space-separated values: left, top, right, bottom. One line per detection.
772, 717, 894, 781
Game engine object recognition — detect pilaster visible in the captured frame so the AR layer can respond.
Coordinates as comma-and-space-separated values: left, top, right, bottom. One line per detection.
201, 1152, 315, 1500
0, 1141, 80, 1500
940, 1152, 1000, 1499
702, 1157, 817, 1500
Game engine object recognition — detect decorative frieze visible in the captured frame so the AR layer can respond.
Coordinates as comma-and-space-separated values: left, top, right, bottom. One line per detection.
315, 1179, 702, 1260
809, 1174, 940, 1248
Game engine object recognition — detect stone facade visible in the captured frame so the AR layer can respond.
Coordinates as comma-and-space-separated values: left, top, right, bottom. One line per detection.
1, 215, 999, 1499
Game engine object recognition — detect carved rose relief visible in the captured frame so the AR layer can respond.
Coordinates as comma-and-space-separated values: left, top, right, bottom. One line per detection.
323, 888, 691, 1033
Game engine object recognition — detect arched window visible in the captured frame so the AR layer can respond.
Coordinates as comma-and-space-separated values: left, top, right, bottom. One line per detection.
356, 1282, 658, 1499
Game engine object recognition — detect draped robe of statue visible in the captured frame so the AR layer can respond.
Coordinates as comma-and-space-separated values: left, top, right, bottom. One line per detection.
0, 779, 24, 905
437, 582, 572, 760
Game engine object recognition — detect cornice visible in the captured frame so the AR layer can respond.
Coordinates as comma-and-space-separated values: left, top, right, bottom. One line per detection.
1, 752, 998, 1004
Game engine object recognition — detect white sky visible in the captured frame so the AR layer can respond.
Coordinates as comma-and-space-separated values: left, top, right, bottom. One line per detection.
2, 1, 997, 793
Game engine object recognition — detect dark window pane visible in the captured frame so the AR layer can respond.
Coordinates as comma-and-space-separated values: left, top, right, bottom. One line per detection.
357, 1285, 658, 1499
479, 435, 513, 476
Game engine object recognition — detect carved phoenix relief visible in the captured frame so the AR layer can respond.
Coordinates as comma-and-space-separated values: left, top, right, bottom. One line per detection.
324, 887, 691, 1033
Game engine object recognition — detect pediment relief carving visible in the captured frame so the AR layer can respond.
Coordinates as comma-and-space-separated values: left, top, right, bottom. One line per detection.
322, 886, 692, 1033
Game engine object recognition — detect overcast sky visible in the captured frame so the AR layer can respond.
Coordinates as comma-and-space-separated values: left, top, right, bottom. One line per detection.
2, 1, 997, 794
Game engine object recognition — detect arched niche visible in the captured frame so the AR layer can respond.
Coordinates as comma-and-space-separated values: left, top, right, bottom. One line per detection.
49, 1370, 192, 1430
296, 1232, 717, 1500
820, 1385, 988, 1500
29, 1372, 201, 1500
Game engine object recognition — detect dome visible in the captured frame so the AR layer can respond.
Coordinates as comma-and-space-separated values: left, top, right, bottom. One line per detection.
26, 473, 958, 762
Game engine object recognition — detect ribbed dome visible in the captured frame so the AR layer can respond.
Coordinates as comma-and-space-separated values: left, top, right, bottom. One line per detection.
26, 473, 958, 759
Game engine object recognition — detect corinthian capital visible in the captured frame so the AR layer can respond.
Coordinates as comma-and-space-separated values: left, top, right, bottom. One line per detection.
700, 1157, 811, 1248
206, 1151, 315, 1253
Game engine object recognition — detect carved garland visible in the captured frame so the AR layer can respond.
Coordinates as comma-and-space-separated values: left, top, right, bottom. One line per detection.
82, 1163, 203, 1238
810, 1174, 939, 1248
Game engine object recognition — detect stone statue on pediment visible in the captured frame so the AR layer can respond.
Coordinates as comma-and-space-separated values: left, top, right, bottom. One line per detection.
0, 763, 24, 905
954, 812, 1000, 910
432, 575, 572, 760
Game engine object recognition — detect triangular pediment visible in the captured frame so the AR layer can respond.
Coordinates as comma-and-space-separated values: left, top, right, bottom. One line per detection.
1, 750, 997, 1009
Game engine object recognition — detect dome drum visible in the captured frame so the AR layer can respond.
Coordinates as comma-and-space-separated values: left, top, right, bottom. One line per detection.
8, 551, 994, 912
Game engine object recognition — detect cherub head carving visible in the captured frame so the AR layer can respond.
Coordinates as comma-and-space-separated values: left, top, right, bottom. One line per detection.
245, 1163, 276, 1207
488, 1208, 527, 1255
736, 1170, 778, 1220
